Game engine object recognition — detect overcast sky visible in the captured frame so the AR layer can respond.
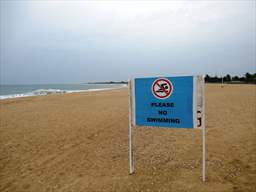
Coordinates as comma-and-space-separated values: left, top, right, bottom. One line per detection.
0, 0, 255, 84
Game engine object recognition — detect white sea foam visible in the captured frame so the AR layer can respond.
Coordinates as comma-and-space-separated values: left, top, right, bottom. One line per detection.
0, 89, 67, 100
0, 85, 127, 100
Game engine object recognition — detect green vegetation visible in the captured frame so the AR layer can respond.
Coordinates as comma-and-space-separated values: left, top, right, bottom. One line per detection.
205, 72, 256, 84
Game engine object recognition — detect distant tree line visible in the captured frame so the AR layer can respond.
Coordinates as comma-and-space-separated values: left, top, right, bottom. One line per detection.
87, 81, 128, 84
205, 72, 256, 84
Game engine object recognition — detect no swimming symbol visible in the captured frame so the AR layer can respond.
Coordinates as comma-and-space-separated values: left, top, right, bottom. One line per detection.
151, 78, 173, 99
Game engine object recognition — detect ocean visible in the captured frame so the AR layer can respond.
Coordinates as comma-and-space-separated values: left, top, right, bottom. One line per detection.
0, 84, 126, 100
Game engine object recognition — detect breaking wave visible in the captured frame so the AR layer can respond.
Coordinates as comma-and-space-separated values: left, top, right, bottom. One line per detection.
0, 86, 126, 100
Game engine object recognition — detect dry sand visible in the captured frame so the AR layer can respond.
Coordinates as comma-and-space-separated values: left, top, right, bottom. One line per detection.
0, 84, 255, 192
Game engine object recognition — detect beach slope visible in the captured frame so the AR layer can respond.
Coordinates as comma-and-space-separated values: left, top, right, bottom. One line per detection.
0, 85, 255, 192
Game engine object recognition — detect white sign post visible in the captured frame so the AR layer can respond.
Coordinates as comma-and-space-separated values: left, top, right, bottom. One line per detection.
128, 75, 206, 182
202, 76, 206, 182
128, 80, 134, 174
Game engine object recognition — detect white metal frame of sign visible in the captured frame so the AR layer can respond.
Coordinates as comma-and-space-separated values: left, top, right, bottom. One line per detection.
128, 76, 206, 182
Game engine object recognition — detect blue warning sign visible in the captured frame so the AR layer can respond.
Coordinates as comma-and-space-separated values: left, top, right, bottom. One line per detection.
133, 76, 196, 128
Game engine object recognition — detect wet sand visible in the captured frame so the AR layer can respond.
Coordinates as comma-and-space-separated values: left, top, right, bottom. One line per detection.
0, 84, 255, 192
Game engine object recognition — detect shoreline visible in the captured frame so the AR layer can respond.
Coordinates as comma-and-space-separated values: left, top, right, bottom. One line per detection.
0, 85, 127, 100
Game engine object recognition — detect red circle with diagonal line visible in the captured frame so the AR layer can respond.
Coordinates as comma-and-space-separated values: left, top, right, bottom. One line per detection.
152, 78, 173, 99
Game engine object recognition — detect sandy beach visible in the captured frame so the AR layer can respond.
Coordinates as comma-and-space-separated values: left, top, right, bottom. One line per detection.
0, 84, 255, 192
